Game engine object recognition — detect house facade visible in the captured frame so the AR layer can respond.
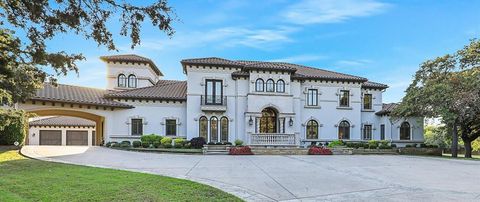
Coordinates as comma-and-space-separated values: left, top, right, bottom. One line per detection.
20, 54, 424, 147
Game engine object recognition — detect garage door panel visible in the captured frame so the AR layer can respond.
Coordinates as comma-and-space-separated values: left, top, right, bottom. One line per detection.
40, 130, 62, 145
66, 131, 88, 146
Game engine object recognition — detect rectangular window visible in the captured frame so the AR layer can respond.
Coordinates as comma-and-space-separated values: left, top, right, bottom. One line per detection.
205, 80, 223, 105
363, 125, 372, 140
380, 124, 385, 140
307, 89, 318, 106
339, 90, 350, 107
165, 119, 177, 136
131, 119, 143, 136
363, 94, 372, 110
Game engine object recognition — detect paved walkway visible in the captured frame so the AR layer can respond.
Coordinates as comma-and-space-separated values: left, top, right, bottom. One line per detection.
22, 146, 480, 202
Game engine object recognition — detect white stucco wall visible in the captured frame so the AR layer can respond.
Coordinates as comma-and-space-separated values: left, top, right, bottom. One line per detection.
105, 62, 161, 90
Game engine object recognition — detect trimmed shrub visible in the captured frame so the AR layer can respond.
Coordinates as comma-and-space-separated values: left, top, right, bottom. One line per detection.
141, 134, 162, 145
224, 142, 232, 145
207, 142, 215, 145
327, 140, 345, 148
132, 141, 142, 148
161, 137, 172, 148
105, 142, 113, 147
379, 145, 392, 149
391, 144, 397, 148
0, 110, 28, 146
174, 138, 185, 148
308, 146, 333, 155
215, 142, 224, 145
120, 141, 131, 148
368, 140, 379, 149
190, 137, 206, 149
405, 144, 412, 148
110, 141, 120, 147
229, 146, 253, 155
379, 140, 389, 147
183, 142, 192, 149
142, 142, 151, 148
234, 139, 243, 146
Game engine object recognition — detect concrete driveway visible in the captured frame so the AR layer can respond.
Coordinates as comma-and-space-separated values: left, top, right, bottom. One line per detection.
21, 146, 480, 202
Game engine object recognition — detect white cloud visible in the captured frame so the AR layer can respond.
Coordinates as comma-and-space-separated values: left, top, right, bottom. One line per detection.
283, 0, 390, 25
336, 59, 372, 67
269, 54, 328, 63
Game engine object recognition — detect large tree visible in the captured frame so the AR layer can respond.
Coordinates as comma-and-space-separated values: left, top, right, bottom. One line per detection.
393, 39, 480, 158
0, 0, 176, 129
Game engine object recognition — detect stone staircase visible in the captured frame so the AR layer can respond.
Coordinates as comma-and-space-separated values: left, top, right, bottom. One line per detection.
202, 145, 230, 155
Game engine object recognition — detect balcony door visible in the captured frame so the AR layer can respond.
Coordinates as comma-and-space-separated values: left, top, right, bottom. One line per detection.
259, 107, 277, 133
205, 79, 223, 105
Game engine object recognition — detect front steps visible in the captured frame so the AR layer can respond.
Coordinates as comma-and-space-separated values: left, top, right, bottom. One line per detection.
202, 145, 230, 155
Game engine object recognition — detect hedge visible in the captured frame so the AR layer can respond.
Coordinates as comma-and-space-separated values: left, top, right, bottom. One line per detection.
0, 109, 29, 146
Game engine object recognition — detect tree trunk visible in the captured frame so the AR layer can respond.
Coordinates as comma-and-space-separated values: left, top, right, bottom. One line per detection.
451, 123, 458, 158
463, 138, 472, 158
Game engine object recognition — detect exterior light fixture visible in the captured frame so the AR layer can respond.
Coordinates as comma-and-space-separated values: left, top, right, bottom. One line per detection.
289, 117, 294, 126
249, 116, 253, 125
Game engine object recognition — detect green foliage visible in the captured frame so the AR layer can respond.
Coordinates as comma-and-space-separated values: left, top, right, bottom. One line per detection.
141, 134, 162, 146
161, 137, 172, 148
173, 138, 185, 148
234, 139, 243, 146
120, 141, 131, 148
327, 140, 345, 148
132, 141, 142, 148
424, 125, 450, 148
368, 140, 379, 149
0, 109, 29, 145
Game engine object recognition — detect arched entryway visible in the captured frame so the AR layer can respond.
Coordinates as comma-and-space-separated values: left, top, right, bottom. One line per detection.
27, 109, 105, 146
259, 107, 278, 133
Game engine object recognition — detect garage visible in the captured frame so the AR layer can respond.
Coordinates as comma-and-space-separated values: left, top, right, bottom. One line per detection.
66, 131, 88, 146
39, 130, 62, 145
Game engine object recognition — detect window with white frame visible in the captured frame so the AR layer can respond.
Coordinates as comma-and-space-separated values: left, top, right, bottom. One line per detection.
128, 74, 137, 88
266, 79, 275, 92
339, 90, 350, 107
131, 119, 143, 136
255, 79, 264, 92
118, 74, 127, 87
363, 124, 372, 140
276, 79, 285, 93
307, 89, 318, 106
165, 119, 177, 136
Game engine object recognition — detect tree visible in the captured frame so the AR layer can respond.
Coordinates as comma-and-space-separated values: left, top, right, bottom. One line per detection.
0, 0, 176, 131
393, 39, 480, 158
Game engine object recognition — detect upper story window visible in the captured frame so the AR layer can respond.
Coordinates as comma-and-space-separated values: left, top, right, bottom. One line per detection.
363, 124, 372, 140
363, 94, 372, 110
205, 79, 223, 105
380, 124, 385, 140
128, 74, 137, 88
255, 79, 264, 92
307, 89, 318, 106
266, 79, 275, 92
131, 118, 143, 136
165, 119, 177, 136
118, 74, 127, 87
276, 79, 285, 93
339, 90, 350, 107
400, 122, 411, 140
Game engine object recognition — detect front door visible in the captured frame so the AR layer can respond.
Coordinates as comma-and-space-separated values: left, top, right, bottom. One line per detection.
259, 107, 277, 133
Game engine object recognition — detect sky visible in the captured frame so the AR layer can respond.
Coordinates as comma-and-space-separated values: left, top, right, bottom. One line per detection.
43, 0, 480, 103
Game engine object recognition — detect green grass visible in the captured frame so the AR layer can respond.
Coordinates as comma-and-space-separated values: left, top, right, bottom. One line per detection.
441, 153, 480, 161
0, 147, 242, 202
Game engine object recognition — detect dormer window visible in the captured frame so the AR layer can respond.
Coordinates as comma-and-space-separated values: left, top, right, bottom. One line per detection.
266, 79, 275, 92
255, 79, 264, 92
128, 74, 137, 88
118, 74, 127, 87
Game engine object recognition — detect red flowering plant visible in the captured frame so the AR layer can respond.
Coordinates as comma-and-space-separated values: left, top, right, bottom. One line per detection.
229, 146, 254, 155
308, 146, 333, 155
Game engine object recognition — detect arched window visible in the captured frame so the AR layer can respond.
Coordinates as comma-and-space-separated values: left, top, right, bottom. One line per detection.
276, 79, 285, 93
210, 116, 218, 142
306, 120, 318, 139
199, 116, 208, 140
220, 117, 228, 142
255, 79, 264, 92
266, 79, 275, 92
338, 120, 350, 139
118, 74, 127, 87
260, 107, 277, 133
128, 74, 137, 88
400, 122, 411, 140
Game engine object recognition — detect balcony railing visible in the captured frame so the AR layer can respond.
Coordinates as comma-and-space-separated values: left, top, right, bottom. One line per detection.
250, 133, 296, 146
200, 95, 227, 111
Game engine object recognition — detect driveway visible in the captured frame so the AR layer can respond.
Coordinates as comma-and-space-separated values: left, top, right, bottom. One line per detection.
21, 146, 480, 202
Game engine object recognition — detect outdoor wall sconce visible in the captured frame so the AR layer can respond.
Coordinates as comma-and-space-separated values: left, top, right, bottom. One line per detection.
289, 117, 294, 126
249, 116, 253, 125
32, 133, 36, 137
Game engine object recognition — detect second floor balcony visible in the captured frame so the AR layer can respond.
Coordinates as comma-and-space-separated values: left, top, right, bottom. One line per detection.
200, 95, 227, 111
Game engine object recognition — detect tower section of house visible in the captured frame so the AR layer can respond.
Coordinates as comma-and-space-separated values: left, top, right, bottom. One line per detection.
101, 54, 164, 90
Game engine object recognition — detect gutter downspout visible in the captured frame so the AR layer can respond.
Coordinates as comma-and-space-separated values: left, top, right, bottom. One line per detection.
235, 78, 238, 141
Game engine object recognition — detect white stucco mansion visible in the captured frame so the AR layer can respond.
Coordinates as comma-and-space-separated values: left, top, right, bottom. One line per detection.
20, 54, 424, 147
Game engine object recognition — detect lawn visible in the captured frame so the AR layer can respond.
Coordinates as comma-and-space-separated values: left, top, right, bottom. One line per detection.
0, 147, 242, 202
441, 153, 480, 161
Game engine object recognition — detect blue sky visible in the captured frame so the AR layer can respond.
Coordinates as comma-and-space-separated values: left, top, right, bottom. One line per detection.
45, 0, 479, 103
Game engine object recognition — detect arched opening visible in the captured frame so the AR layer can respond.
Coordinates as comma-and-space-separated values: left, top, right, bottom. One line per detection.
338, 120, 350, 140
220, 117, 228, 142
306, 120, 318, 139
255, 79, 264, 92
118, 74, 127, 87
210, 116, 218, 142
27, 109, 104, 146
276, 79, 285, 93
260, 107, 278, 133
128, 74, 137, 88
199, 116, 208, 140
266, 79, 275, 92
400, 122, 411, 140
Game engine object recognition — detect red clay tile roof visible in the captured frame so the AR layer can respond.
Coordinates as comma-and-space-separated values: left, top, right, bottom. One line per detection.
375, 103, 399, 116
105, 80, 187, 101
29, 116, 96, 127
100, 54, 163, 76
362, 81, 389, 89
31, 83, 133, 108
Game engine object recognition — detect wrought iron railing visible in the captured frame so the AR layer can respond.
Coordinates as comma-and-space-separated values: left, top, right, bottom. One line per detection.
200, 95, 227, 106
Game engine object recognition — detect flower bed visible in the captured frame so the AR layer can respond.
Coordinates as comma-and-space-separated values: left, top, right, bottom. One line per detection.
229, 146, 254, 155
308, 146, 333, 155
